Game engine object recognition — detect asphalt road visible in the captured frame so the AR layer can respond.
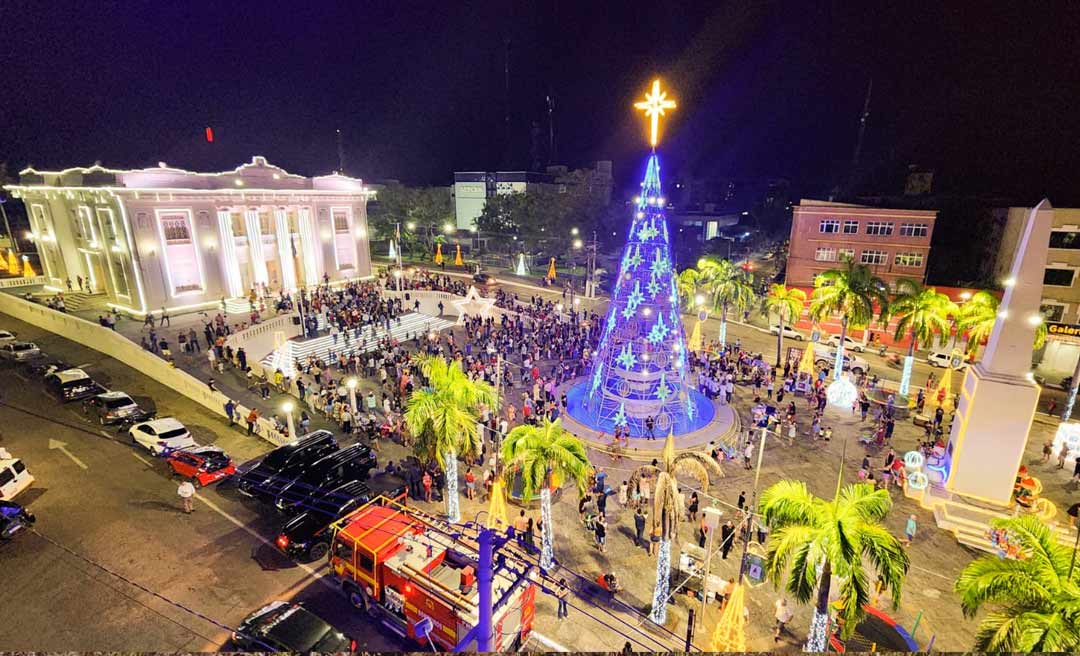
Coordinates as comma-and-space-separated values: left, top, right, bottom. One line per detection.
0, 313, 406, 652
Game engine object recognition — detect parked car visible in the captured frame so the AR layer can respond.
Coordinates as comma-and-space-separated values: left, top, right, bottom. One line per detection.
128, 417, 197, 456
84, 391, 144, 425
237, 430, 339, 500
826, 334, 866, 352
816, 349, 870, 376
275, 475, 407, 562
166, 446, 236, 487
0, 341, 41, 362
0, 454, 34, 501
769, 324, 805, 341
0, 329, 17, 343
232, 601, 353, 652
926, 350, 968, 370
44, 368, 105, 402
272, 443, 378, 512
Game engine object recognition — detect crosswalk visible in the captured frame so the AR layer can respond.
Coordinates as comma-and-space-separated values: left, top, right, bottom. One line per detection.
260, 311, 456, 377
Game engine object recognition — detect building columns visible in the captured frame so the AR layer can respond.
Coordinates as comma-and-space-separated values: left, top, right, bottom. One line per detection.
244, 209, 269, 286
217, 210, 244, 297
298, 208, 320, 285
274, 209, 297, 292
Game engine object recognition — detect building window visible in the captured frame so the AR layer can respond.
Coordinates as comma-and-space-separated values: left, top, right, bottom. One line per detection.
839, 248, 855, 261
894, 252, 924, 268
815, 247, 837, 262
259, 213, 273, 235
77, 206, 97, 242
1049, 230, 1080, 250
865, 221, 894, 236
156, 210, 204, 296
860, 250, 888, 266
843, 220, 859, 234
1044, 268, 1076, 287
96, 208, 118, 242
1040, 302, 1067, 322
332, 207, 357, 271
899, 223, 929, 237
819, 219, 840, 234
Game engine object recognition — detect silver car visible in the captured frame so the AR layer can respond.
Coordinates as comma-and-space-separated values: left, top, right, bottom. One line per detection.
0, 342, 41, 362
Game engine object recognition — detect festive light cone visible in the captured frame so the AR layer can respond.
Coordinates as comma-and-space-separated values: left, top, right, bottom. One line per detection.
927, 363, 954, 413
709, 579, 747, 652
434, 243, 444, 265
687, 319, 703, 352
7, 251, 18, 273
0, 251, 8, 272
21, 257, 35, 277
388, 239, 397, 260
798, 341, 816, 376
515, 253, 528, 276
454, 243, 463, 266
546, 257, 556, 280
487, 479, 509, 529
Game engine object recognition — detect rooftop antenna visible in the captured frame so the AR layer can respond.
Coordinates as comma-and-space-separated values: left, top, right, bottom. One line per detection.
546, 90, 556, 164
845, 78, 873, 195
336, 128, 345, 174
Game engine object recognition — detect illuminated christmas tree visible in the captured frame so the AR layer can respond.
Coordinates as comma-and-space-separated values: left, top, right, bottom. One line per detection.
571, 80, 713, 436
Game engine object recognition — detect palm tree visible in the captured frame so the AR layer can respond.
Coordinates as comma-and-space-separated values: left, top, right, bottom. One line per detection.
957, 290, 1048, 358
676, 267, 705, 308
500, 418, 592, 570
630, 431, 723, 624
886, 279, 953, 396
765, 283, 808, 367
955, 516, 1080, 651
698, 257, 756, 347
760, 480, 909, 651
405, 354, 496, 523
809, 260, 889, 381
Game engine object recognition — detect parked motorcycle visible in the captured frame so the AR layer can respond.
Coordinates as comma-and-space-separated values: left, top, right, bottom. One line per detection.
0, 500, 36, 540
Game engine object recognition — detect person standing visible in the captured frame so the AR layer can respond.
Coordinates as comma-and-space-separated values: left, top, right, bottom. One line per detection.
514, 510, 529, 546
596, 489, 608, 517
556, 579, 570, 619
594, 514, 607, 553
774, 597, 794, 642
720, 520, 735, 559
178, 480, 196, 513
245, 408, 259, 435
743, 442, 754, 470
633, 507, 646, 548
224, 399, 236, 426
737, 490, 746, 511
422, 470, 433, 502
901, 514, 918, 547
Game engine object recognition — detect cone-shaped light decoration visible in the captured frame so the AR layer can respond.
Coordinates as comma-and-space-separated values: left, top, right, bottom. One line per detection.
708, 579, 747, 652
798, 341, 817, 376
434, 243, 444, 265
454, 243, 464, 266
486, 479, 509, 529
515, 253, 528, 276
21, 255, 35, 278
7, 250, 18, 273
546, 257, 556, 280
388, 239, 397, 260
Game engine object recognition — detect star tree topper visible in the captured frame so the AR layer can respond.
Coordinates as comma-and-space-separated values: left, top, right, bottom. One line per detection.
634, 79, 677, 148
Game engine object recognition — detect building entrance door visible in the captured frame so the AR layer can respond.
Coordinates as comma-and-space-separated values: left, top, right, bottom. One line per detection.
82, 251, 107, 295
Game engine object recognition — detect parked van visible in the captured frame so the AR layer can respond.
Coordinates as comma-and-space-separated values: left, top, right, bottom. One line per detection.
0, 454, 34, 501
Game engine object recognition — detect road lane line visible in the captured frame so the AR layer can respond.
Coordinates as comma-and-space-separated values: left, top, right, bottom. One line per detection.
191, 490, 334, 590
132, 452, 156, 468
530, 631, 570, 652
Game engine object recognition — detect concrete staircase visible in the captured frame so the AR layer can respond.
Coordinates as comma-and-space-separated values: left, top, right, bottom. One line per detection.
260, 311, 455, 377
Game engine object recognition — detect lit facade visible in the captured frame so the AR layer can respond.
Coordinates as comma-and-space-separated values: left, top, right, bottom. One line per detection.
785, 199, 937, 288
5, 157, 373, 316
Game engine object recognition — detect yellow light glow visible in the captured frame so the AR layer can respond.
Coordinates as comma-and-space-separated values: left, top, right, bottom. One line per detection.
634, 79, 677, 147
282, 401, 294, 413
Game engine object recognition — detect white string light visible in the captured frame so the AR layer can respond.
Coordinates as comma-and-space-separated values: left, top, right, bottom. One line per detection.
649, 539, 672, 624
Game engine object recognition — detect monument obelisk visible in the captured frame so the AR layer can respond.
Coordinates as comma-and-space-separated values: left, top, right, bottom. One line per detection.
945, 200, 1053, 506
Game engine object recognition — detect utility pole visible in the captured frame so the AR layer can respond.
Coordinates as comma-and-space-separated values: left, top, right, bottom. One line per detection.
845, 78, 873, 196
700, 506, 723, 617
546, 91, 556, 164
336, 128, 346, 174
738, 425, 771, 580
394, 222, 404, 293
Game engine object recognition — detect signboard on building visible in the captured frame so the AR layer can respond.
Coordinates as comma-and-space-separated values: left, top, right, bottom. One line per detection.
1047, 322, 1080, 344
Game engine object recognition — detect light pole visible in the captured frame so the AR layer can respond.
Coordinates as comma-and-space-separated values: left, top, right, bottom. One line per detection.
699, 506, 723, 617
394, 222, 404, 292
282, 401, 295, 440
487, 343, 503, 474
738, 424, 773, 580
347, 377, 358, 414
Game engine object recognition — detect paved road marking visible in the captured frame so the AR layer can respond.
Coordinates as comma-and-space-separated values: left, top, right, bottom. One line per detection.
132, 452, 156, 468
530, 631, 570, 652
48, 438, 88, 469
191, 489, 334, 590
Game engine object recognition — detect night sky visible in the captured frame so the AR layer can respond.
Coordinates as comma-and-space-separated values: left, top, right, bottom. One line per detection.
2, 1, 1078, 202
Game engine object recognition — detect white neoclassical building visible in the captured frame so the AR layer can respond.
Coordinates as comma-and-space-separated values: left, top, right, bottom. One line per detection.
5, 156, 373, 316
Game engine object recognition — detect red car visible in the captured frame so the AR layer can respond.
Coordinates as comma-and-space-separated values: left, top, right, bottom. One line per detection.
166, 446, 236, 487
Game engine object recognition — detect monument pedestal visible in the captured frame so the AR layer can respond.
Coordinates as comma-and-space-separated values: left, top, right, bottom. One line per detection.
945, 364, 1039, 506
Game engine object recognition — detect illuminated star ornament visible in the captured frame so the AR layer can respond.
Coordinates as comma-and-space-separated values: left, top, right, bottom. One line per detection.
450, 285, 496, 324
634, 79, 677, 148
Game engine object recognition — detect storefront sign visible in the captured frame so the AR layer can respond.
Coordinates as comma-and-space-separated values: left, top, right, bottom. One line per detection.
1047, 322, 1080, 342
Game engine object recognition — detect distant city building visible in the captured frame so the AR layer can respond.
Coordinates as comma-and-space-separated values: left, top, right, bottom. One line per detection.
993, 205, 1080, 373
785, 199, 937, 288
5, 156, 373, 316
452, 161, 612, 230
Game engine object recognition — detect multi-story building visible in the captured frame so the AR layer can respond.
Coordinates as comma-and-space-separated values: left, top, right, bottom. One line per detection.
993, 206, 1080, 374
5, 156, 373, 317
785, 199, 937, 288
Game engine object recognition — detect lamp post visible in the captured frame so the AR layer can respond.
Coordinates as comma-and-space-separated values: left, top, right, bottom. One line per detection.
282, 401, 295, 440
487, 343, 503, 474
347, 377, 358, 414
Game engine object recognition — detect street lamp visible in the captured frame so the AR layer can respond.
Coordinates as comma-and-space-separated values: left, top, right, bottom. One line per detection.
347, 377, 358, 414
282, 401, 295, 439
406, 221, 416, 231
487, 343, 503, 474
694, 294, 705, 307
572, 238, 583, 249
443, 223, 455, 234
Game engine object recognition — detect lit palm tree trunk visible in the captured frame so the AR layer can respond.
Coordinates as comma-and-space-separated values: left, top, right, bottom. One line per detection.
805, 561, 833, 652
775, 307, 786, 368
899, 332, 917, 396
719, 303, 728, 347
649, 538, 672, 624
833, 317, 848, 381
445, 449, 461, 523
539, 475, 554, 570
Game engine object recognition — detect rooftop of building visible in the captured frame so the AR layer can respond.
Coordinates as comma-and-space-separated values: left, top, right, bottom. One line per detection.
794, 197, 938, 217
10, 156, 370, 194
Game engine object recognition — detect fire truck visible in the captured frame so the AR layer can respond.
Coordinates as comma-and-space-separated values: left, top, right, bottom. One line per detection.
328, 497, 536, 651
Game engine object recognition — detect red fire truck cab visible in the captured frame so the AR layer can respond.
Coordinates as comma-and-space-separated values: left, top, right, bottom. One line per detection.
328, 497, 536, 651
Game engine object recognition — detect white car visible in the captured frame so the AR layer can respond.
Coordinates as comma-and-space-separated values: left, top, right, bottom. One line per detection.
826, 334, 866, 352
927, 350, 967, 370
0, 330, 17, 344
129, 418, 196, 456
769, 324, 805, 341
816, 349, 870, 375
0, 341, 41, 362
0, 453, 34, 501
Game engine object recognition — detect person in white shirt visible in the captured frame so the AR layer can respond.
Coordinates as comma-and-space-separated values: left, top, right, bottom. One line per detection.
178, 481, 195, 514
774, 597, 794, 641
